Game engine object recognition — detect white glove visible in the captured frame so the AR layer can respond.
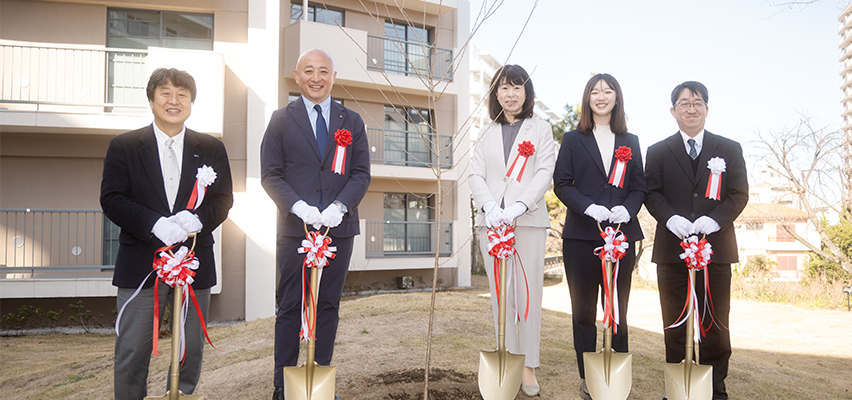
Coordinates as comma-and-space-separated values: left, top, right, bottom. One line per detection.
321, 204, 345, 228
500, 202, 527, 226
666, 215, 694, 239
291, 201, 323, 230
609, 205, 630, 224
584, 204, 612, 223
693, 216, 721, 235
152, 217, 189, 246
482, 201, 503, 228
169, 210, 202, 233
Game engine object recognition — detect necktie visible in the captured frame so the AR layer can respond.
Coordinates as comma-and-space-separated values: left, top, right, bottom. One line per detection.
687, 138, 698, 160
163, 137, 180, 212
314, 104, 328, 156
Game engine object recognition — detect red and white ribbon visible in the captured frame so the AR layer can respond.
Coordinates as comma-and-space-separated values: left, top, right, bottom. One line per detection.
187, 165, 217, 210
332, 129, 352, 175
296, 230, 337, 341
115, 243, 215, 362
705, 157, 725, 201
593, 226, 628, 332
608, 146, 633, 189
506, 141, 535, 183
666, 235, 726, 339
151, 245, 215, 360
487, 225, 530, 323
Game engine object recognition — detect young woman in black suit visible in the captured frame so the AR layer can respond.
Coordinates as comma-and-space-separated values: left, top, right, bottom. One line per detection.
552, 73, 647, 400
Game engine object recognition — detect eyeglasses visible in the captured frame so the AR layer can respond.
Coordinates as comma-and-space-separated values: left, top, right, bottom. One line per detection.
676, 101, 706, 110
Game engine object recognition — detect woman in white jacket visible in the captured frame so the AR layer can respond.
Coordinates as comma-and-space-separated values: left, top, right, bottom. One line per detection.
468, 64, 556, 397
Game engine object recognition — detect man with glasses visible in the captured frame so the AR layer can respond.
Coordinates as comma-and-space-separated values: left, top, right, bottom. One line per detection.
644, 81, 748, 400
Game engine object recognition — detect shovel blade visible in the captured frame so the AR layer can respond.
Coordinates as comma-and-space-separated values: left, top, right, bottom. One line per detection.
283, 362, 336, 400
582, 351, 632, 400
663, 361, 713, 400
478, 349, 525, 400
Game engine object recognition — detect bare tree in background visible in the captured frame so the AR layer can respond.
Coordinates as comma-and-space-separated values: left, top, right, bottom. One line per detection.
753, 114, 852, 274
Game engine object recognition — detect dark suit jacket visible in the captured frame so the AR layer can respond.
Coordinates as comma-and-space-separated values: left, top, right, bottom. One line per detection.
100, 125, 234, 289
645, 131, 748, 264
260, 97, 371, 238
554, 129, 647, 241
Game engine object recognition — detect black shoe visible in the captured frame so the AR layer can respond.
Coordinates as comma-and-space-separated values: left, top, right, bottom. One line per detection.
272, 386, 284, 400
579, 380, 592, 400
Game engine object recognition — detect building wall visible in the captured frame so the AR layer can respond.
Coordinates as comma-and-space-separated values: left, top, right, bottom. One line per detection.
0, 0, 471, 320
841, 3, 852, 209
0, 0, 250, 321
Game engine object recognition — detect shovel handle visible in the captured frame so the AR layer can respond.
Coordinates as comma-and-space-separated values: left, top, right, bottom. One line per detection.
304, 224, 331, 236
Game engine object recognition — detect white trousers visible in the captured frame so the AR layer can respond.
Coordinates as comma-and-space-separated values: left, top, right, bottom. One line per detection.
479, 225, 545, 368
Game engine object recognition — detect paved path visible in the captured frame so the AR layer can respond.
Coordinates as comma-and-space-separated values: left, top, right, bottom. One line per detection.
541, 278, 852, 357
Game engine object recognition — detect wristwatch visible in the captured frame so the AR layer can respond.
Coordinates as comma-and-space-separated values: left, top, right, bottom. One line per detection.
333, 200, 347, 214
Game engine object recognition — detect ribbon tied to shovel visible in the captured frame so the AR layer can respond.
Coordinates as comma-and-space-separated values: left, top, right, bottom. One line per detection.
296, 227, 337, 341
666, 235, 727, 339
593, 225, 628, 333
486, 225, 530, 323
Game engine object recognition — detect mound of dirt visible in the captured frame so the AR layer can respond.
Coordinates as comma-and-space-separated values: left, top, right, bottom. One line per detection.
341, 368, 482, 400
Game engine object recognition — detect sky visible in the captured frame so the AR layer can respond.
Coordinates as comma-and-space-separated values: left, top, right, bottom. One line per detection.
467, 0, 847, 159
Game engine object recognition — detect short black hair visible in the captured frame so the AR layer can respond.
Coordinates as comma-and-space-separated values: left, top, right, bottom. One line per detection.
146, 68, 197, 103
671, 81, 708, 106
488, 64, 535, 123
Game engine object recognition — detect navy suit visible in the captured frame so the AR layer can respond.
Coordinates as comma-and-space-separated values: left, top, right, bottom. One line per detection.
645, 131, 748, 399
100, 124, 233, 399
260, 97, 371, 388
553, 129, 646, 379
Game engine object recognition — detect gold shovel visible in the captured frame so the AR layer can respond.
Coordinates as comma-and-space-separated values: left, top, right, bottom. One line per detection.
478, 251, 525, 399
146, 234, 203, 400
663, 268, 713, 400
284, 227, 336, 400
583, 224, 632, 400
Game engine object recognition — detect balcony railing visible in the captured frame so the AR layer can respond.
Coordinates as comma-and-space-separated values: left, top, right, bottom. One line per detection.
1, 209, 117, 277
365, 221, 452, 258
366, 127, 453, 168
366, 35, 453, 81
0, 41, 148, 112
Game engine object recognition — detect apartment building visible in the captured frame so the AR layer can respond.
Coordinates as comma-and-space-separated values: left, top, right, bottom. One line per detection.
841, 2, 852, 210
0, 0, 472, 322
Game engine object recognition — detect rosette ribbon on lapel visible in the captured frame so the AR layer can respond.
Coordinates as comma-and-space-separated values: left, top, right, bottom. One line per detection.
187, 165, 217, 210
705, 157, 726, 201
608, 146, 632, 189
505, 141, 535, 183
332, 129, 352, 175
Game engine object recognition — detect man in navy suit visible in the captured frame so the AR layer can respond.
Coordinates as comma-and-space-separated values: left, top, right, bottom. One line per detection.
261, 49, 371, 400
101, 68, 233, 399
645, 81, 748, 400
